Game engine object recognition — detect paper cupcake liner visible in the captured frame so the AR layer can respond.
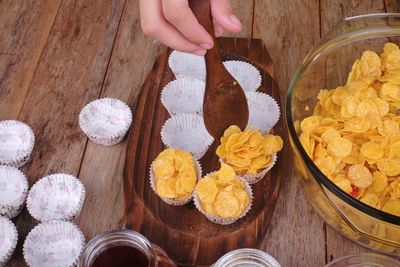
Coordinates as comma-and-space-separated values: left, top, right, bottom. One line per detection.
0, 166, 29, 219
23, 220, 85, 267
168, 50, 206, 81
149, 156, 202, 206
223, 60, 262, 92
79, 98, 133, 146
0, 120, 35, 168
245, 92, 280, 134
0, 216, 18, 267
161, 78, 205, 116
161, 114, 214, 160
237, 153, 278, 184
193, 173, 253, 225
27, 173, 86, 222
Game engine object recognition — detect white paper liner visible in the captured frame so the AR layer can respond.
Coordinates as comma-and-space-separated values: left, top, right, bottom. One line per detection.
245, 92, 281, 134
0, 166, 29, 219
161, 114, 213, 160
23, 220, 85, 267
193, 173, 253, 225
27, 173, 86, 222
0, 216, 18, 267
168, 50, 206, 81
161, 78, 205, 116
149, 156, 202, 206
79, 98, 133, 146
237, 153, 278, 184
223, 60, 262, 92
0, 120, 35, 168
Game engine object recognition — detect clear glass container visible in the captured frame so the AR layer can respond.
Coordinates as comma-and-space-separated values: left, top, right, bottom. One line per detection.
325, 253, 400, 267
79, 229, 176, 267
286, 13, 400, 254
213, 249, 281, 267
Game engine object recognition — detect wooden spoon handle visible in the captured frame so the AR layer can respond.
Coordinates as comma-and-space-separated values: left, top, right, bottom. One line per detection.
189, 0, 221, 66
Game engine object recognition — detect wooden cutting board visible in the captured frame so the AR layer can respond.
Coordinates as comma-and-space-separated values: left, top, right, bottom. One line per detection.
123, 37, 283, 266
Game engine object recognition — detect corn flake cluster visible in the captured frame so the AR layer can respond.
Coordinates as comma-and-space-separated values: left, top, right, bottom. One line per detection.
195, 164, 250, 218
216, 125, 283, 175
152, 148, 197, 200
300, 43, 400, 216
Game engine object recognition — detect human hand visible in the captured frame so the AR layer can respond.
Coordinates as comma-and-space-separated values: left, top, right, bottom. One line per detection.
139, 0, 242, 56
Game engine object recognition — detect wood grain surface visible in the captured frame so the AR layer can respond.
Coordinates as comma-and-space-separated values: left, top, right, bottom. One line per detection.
1, 1, 396, 266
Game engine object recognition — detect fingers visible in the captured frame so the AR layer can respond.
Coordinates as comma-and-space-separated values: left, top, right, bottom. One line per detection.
210, 0, 242, 33
214, 20, 224, 37
162, 0, 213, 49
139, 0, 206, 55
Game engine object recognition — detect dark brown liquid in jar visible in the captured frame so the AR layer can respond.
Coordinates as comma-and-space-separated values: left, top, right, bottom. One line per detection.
91, 245, 150, 267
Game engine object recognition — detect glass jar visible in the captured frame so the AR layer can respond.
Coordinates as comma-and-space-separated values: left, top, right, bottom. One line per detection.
286, 13, 400, 254
213, 249, 281, 267
79, 229, 176, 267
325, 253, 400, 267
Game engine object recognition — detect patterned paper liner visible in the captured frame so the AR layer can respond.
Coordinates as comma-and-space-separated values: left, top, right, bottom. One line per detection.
193, 173, 253, 225
23, 220, 85, 267
0, 120, 35, 168
160, 114, 214, 160
149, 156, 202, 206
161, 78, 205, 116
0, 216, 18, 267
79, 98, 133, 146
168, 50, 205, 81
245, 91, 281, 134
0, 165, 29, 219
27, 173, 86, 222
237, 153, 278, 184
223, 60, 262, 92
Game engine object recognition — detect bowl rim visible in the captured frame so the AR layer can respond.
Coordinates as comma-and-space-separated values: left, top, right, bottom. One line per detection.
286, 13, 400, 225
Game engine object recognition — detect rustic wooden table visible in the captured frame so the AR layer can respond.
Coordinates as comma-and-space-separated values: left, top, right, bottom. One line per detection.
1, 1, 399, 266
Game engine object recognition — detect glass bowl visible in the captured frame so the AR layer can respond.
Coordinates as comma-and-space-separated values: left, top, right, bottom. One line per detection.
286, 13, 400, 254
325, 253, 399, 267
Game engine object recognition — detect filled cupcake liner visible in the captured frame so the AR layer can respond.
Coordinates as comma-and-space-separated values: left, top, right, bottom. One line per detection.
223, 60, 262, 92
161, 78, 205, 116
0, 166, 29, 219
168, 50, 206, 81
23, 220, 85, 267
149, 156, 202, 206
245, 92, 281, 134
0, 216, 18, 267
27, 173, 86, 222
0, 120, 35, 168
193, 173, 253, 225
237, 153, 278, 184
160, 114, 214, 160
79, 98, 133, 146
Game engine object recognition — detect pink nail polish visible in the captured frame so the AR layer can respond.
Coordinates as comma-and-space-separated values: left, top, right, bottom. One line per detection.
194, 49, 206, 56
200, 43, 213, 49
229, 15, 242, 29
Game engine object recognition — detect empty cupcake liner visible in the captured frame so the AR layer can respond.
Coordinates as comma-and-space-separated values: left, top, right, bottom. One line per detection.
0, 216, 18, 267
161, 78, 205, 116
149, 156, 202, 206
79, 98, 133, 146
193, 173, 253, 225
0, 120, 35, 168
23, 220, 85, 267
246, 92, 281, 134
161, 114, 214, 160
27, 173, 86, 222
223, 60, 262, 92
237, 153, 278, 184
0, 165, 29, 219
168, 50, 206, 81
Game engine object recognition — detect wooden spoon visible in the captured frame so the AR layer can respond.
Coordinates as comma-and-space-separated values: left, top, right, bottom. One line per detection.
189, 0, 249, 140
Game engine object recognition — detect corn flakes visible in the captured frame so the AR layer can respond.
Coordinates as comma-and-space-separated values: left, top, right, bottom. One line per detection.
299, 42, 400, 216
153, 148, 197, 200
195, 164, 250, 218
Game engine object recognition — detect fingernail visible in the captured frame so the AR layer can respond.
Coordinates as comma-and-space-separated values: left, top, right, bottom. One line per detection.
215, 28, 223, 37
229, 14, 242, 29
193, 49, 206, 56
200, 43, 213, 49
